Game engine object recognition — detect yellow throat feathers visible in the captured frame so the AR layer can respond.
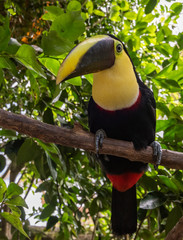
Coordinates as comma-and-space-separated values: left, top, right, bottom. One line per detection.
92, 50, 139, 111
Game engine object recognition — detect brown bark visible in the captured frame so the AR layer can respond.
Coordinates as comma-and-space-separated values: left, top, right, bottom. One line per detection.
1, 205, 12, 240
165, 216, 183, 240
0, 109, 183, 169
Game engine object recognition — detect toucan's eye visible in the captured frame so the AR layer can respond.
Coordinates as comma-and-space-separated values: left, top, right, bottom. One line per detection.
116, 44, 123, 53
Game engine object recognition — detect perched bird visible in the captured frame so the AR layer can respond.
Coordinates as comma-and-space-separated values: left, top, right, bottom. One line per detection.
56, 34, 161, 236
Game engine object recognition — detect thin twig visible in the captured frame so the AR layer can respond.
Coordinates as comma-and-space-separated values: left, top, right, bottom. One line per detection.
56, 179, 62, 217
134, 210, 152, 240
1, 163, 11, 179
91, 213, 99, 240
24, 174, 35, 200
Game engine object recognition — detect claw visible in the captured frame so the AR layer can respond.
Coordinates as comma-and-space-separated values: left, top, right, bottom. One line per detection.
150, 141, 162, 170
95, 129, 107, 157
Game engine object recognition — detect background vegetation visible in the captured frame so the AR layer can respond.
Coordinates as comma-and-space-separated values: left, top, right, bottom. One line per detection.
0, 0, 183, 239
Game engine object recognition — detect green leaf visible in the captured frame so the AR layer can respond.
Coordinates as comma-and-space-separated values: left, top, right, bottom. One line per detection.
155, 62, 174, 78
144, 63, 156, 75
37, 141, 62, 166
34, 154, 48, 180
124, 11, 137, 20
3, 57, 18, 77
143, 13, 155, 23
50, 11, 85, 42
6, 183, 23, 199
89, 198, 99, 216
93, 9, 105, 17
172, 45, 179, 61
110, 5, 121, 22
0, 178, 7, 202
8, 205, 22, 217
166, 68, 183, 81
36, 181, 51, 193
41, 31, 73, 56
162, 26, 172, 37
157, 29, 164, 42
156, 102, 170, 116
67, 76, 82, 86
46, 154, 57, 181
39, 57, 60, 76
155, 78, 181, 92
0, 129, 16, 138
171, 106, 183, 116
5, 37, 21, 54
138, 208, 147, 221
62, 212, 69, 222
6, 196, 28, 208
0, 68, 3, 86
0, 155, 6, 173
155, 45, 170, 57
27, 70, 40, 101
178, 33, 183, 50
0, 57, 11, 69
15, 44, 46, 78
0, 16, 11, 52
145, 0, 157, 14
43, 108, 54, 125
17, 139, 41, 166
140, 175, 158, 191
0, 212, 30, 239
40, 204, 55, 219
37, 141, 58, 154
139, 229, 157, 240
170, 2, 183, 15
158, 175, 179, 193
165, 205, 183, 235
84, 74, 93, 85
140, 191, 166, 209
136, 7, 144, 22
42, 6, 64, 21
36, 141, 62, 179
156, 119, 175, 132
67, 1, 81, 11
46, 216, 59, 230
86, 0, 93, 14
172, 178, 183, 192
166, 80, 180, 88
120, 1, 130, 11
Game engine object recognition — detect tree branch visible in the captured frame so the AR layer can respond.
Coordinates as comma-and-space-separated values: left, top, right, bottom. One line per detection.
0, 109, 183, 169
165, 216, 183, 240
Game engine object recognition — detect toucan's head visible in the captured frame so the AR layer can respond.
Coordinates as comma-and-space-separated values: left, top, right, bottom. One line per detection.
56, 34, 139, 111
56, 35, 125, 84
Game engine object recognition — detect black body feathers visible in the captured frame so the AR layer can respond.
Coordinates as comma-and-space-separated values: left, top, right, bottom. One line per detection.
88, 74, 156, 235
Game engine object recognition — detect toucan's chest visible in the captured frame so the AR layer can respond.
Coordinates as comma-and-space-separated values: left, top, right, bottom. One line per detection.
88, 91, 155, 149
88, 93, 154, 175
88, 94, 151, 175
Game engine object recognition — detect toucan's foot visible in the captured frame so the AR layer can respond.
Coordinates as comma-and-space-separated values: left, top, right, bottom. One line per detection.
150, 141, 162, 169
95, 129, 107, 157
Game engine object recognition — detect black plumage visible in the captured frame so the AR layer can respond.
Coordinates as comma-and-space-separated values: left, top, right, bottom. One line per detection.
88, 46, 156, 235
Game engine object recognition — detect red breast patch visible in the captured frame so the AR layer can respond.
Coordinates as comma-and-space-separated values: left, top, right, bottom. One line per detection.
106, 171, 144, 192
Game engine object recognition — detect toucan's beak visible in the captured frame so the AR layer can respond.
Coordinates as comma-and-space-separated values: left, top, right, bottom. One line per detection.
56, 35, 115, 84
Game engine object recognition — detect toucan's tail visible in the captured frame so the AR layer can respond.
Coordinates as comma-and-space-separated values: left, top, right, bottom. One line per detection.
111, 185, 137, 236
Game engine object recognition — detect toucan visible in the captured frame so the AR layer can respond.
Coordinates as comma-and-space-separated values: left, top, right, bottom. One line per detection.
56, 34, 161, 236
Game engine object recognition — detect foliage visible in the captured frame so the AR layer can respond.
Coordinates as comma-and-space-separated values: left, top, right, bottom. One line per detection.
0, 178, 29, 239
0, 0, 183, 239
